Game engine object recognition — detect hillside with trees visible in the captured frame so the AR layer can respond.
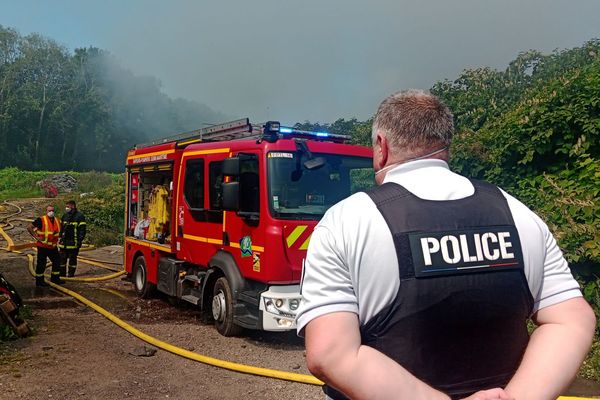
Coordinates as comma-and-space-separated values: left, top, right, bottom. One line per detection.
0, 25, 227, 172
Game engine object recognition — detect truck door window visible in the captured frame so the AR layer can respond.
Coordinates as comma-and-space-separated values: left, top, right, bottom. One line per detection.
209, 161, 223, 210
184, 159, 204, 209
239, 156, 259, 213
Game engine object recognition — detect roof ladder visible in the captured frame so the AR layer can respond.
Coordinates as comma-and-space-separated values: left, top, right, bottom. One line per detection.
135, 118, 259, 149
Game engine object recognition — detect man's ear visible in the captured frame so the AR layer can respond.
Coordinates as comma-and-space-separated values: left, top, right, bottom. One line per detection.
375, 132, 389, 170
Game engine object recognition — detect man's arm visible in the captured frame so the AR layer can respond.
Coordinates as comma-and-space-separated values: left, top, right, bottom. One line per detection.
305, 311, 451, 400
77, 214, 86, 247
27, 223, 36, 238
505, 297, 596, 400
27, 220, 41, 241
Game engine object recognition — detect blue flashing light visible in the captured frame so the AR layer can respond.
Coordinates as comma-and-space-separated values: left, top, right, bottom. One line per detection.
315, 132, 329, 137
280, 127, 293, 134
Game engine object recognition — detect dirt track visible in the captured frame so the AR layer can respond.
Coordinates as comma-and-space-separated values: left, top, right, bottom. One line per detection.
0, 199, 320, 400
1, 199, 599, 399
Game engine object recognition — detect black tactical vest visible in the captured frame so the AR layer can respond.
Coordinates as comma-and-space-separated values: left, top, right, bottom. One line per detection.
325, 180, 533, 400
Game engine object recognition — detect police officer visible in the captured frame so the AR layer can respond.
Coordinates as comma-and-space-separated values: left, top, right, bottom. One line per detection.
27, 205, 63, 286
59, 200, 86, 277
297, 90, 596, 400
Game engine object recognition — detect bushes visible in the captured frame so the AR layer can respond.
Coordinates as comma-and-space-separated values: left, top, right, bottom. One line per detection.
77, 175, 125, 247
1, 168, 125, 247
0, 168, 121, 201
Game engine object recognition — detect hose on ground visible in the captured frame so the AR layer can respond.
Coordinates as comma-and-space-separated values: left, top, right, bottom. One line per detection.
2, 225, 597, 397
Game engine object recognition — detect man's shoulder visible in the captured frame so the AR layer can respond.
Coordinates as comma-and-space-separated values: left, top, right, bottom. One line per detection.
319, 191, 378, 230
327, 191, 374, 214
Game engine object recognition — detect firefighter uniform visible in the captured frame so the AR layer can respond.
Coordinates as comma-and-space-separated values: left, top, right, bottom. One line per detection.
32, 215, 62, 286
297, 159, 582, 399
59, 208, 86, 277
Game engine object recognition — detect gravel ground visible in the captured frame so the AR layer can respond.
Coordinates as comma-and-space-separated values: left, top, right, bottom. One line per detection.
1, 199, 599, 399
0, 200, 321, 400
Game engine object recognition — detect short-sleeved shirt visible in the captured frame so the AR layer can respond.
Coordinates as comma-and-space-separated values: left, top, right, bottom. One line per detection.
296, 159, 581, 336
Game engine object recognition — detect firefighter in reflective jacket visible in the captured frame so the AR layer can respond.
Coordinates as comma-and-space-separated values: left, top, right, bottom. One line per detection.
27, 205, 63, 287
59, 200, 86, 277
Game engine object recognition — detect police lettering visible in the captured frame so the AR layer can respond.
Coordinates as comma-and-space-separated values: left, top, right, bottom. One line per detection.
420, 232, 514, 266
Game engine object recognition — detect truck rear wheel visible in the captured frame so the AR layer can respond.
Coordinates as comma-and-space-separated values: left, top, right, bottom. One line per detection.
212, 277, 242, 337
134, 256, 155, 299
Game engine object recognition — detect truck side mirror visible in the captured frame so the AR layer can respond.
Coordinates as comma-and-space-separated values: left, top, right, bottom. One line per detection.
222, 182, 240, 211
222, 157, 240, 177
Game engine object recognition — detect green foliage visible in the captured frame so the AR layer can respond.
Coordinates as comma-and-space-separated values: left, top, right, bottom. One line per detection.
440, 43, 600, 274
0, 323, 17, 341
0, 25, 226, 172
0, 168, 120, 200
580, 341, 600, 381
0, 168, 123, 247
436, 41, 600, 353
78, 174, 125, 246
0, 306, 32, 342
0, 167, 49, 199
75, 170, 118, 193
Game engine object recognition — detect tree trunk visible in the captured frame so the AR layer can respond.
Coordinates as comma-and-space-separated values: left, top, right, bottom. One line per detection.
34, 85, 47, 167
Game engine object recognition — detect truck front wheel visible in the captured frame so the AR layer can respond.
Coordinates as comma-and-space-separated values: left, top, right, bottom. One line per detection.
212, 277, 242, 336
134, 256, 155, 299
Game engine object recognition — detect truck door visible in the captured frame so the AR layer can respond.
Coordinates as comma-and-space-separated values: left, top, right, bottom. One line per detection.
222, 152, 266, 281
176, 153, 226, 265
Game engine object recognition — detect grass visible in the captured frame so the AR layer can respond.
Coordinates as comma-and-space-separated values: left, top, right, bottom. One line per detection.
0, 167, 119, 201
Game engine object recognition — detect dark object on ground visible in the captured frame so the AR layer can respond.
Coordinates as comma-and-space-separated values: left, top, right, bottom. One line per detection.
129, 345, 157, 357
0, 272, 30, 338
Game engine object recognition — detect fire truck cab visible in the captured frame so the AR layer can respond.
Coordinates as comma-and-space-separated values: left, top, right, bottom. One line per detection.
124, 119, 373, 336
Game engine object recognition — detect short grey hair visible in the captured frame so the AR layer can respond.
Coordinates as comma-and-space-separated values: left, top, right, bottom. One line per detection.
372, 89, 454, 152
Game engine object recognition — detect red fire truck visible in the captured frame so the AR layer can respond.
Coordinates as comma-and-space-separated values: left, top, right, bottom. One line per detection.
124, 119, 373, 336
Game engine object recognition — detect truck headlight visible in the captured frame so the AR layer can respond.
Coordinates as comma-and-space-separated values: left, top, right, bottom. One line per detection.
263, 296, 300, 318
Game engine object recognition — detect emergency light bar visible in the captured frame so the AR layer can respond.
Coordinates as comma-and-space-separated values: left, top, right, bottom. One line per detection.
263, 121, 349, 143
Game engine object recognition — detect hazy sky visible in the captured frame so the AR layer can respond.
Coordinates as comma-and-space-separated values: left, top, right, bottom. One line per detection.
2, 0, 600, 124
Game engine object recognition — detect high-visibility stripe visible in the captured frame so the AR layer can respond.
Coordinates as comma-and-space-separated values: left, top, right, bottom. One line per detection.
229, 242, 264, 252
38, 216, 60, 247
127, 149, 175, 161
177, 138, 202, 146
182, 234, 224, 246
299, 234, 312, 250
286, 226, 307, 248
125, 237, 172, 252
182, 148, 230, 157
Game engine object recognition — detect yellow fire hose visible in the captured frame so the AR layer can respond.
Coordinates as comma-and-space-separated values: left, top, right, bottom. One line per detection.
23, 253, 322, 385
1, 226, 598, 397
0, 225, 322, 385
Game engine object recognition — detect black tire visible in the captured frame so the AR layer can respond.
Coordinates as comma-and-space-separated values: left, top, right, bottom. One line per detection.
212, 277, 242, 337
133, 256, 155, 299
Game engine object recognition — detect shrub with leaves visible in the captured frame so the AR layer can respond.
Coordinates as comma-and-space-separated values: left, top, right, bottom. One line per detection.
78, 175, 125, 247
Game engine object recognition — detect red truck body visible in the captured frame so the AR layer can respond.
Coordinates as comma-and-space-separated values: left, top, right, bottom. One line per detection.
124, 119, 373, 335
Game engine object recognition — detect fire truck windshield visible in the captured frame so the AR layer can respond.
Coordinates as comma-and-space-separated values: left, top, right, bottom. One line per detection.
267, 151, 374, 220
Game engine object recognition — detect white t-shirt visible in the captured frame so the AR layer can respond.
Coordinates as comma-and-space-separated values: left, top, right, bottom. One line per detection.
296, 159, 582, 336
